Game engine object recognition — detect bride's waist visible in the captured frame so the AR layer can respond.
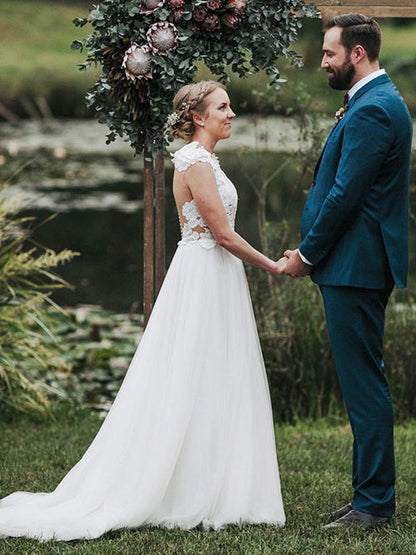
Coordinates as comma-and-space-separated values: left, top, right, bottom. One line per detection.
178, 225, 234, 249
178, 236, 218, 249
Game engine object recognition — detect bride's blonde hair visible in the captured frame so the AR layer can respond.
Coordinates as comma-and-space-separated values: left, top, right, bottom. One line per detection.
169, 80, 226, 141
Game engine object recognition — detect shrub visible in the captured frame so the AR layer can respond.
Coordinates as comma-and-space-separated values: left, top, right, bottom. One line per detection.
0, 181, 78, 415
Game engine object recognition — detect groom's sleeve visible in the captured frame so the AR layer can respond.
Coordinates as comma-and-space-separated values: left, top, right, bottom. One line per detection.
298, 250, 313, 265
299, 103, 392, 267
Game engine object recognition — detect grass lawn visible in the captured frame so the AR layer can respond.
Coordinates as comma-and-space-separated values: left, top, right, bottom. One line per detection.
0, 0, 99, 115
0, 408, 415, 554
0, 1, 99, 91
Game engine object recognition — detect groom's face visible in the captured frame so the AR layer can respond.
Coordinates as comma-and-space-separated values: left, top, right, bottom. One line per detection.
321, 26, 356, 91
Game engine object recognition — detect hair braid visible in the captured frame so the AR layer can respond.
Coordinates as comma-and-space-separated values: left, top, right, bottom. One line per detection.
168, 80, 226, 141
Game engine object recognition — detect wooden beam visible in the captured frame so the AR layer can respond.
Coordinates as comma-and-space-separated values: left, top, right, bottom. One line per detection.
143, 151, 154, 328
307, 1, 416, 17
315, 0, 415, 5
154, 151, 166, 298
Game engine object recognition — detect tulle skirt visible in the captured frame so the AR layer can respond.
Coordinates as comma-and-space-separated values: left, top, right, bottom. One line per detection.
0, 242, 285, 541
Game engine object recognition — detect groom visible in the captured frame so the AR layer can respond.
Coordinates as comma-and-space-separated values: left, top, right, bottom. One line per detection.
280, 14, 413, 529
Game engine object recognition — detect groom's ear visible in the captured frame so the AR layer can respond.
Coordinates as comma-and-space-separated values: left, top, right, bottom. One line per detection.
351, 44, 366, 64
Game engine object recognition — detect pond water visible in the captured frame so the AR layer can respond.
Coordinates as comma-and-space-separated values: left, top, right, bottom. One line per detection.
1, 120, 415, 312
4, 150, 307, 312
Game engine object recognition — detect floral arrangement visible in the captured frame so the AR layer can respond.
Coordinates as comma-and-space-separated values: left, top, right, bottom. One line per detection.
73, 0, 319, 155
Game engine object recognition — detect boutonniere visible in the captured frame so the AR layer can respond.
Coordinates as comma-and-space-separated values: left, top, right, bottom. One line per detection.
335, 100, 349, 122
335, 106, 346, 122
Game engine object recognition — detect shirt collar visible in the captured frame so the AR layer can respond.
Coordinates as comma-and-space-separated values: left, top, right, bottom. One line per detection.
347, 68, 386, 100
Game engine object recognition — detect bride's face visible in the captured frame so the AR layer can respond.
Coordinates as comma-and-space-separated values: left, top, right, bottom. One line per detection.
198, 88, 235, 140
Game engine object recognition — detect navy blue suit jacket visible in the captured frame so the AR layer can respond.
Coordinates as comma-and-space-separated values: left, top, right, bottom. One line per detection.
300, 74, 413, 289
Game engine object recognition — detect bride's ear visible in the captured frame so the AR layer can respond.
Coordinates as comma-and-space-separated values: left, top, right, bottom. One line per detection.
192, 113, 205, 128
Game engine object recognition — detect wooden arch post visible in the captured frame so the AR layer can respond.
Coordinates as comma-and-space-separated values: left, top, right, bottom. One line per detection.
143, 151, 166, 328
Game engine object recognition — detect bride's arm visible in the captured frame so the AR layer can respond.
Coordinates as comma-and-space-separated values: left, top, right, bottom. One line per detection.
185, 162, 282, 274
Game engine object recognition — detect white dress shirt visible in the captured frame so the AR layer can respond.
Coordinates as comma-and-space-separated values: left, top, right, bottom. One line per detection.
347, 68, 385, 101
299, 68, 386, 266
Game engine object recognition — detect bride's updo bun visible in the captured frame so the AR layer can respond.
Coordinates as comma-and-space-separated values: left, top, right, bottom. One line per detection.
169, 80, 226, 141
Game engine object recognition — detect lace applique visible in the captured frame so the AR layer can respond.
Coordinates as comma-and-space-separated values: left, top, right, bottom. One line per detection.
180, 200, 217, 248
171, 141, 215, 173
171, 142, 238, 249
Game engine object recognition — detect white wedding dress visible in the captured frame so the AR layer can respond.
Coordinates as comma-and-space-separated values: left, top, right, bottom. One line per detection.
0, 141, 285, 542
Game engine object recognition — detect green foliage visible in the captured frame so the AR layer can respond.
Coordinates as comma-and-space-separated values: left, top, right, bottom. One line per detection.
0, 183, 79, 415
384, 300, 416, 419
74, 0, 319, 154
31, 306, 142, 415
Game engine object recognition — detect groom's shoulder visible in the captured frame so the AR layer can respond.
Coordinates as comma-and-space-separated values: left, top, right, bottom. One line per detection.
356, 80, 410, 122
359, 80, 394, 106
377, 80, 412, 124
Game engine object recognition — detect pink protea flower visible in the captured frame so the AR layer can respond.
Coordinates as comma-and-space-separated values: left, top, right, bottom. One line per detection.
147, 22, 179, 55
206, 0, 222, 10
122, 43, 153, 81
192, 6, 207, 22
139, 0, 165, 14
202, 13, 220, 31
221, 12, 241, 29
167, 0, 184, 8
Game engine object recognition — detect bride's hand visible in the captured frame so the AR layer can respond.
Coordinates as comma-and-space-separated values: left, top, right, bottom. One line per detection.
272, 257, 288, 275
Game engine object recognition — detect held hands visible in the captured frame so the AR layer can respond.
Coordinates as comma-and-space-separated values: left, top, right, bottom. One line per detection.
273, 257, 289, 275
273, 249, 313, 278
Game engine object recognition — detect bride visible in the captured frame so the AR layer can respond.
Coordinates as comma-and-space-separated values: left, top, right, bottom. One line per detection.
0, 80, 286, 541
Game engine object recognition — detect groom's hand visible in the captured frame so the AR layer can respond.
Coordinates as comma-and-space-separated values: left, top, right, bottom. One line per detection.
283, 249, 313, 278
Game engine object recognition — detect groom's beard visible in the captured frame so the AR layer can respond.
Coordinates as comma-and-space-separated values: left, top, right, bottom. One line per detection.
327, 56, 356, 90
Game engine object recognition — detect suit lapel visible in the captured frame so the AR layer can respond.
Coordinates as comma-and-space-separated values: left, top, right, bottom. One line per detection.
314, 133, 332, 179
313, 119, 343, 178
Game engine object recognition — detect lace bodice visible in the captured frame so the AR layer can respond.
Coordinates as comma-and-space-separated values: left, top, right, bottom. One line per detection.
171, 142, 238, 248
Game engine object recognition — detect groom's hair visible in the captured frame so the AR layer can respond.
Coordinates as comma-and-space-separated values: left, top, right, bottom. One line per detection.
324, 13, 382, 62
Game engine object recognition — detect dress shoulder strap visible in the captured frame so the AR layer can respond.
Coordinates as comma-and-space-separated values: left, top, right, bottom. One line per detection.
171, 142, 215, 172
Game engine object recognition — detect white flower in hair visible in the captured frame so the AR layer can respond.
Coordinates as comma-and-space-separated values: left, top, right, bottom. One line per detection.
166, 112, 181, 127
163, 111, 181, 140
